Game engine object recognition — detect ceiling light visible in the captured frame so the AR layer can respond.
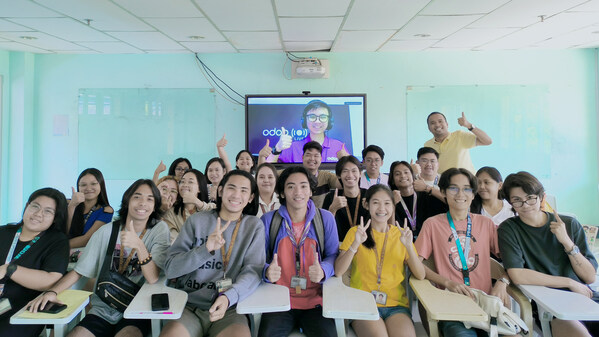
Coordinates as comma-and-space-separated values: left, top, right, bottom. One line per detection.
20, 36, 37, 40
188, 36, 204, 40
414, 34, 431, 38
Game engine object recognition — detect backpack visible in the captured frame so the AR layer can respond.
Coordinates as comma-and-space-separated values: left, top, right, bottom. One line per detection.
268, 209, 325, 261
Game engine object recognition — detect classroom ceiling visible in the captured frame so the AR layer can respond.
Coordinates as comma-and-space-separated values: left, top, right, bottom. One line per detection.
0, 0, 598, 54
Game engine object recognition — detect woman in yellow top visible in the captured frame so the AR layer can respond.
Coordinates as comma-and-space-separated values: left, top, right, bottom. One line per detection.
334, 184, 425, 337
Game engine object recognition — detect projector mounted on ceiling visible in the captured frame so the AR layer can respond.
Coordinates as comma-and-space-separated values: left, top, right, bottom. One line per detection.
292, 58, 329, 79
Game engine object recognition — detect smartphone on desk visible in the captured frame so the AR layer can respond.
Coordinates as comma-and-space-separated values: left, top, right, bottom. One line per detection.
39, 301, 68, 314
151, 293, 169, 311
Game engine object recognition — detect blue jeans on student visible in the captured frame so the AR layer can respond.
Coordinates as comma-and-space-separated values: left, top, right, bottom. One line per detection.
439, 321, 488, 337
258, 306, 336, 337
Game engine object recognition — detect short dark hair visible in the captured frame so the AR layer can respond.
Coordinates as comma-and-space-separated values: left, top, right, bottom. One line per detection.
417, 147, 439, 159
118, 179, 163, 229
235, 150, 255, 172
335, 155, 362, 188
362, 145, 385, 160
361, 184, 395, 249
501, 171, 545, 201
215, 170, 259, 216
173, 169, 209, 215
275, 166, 315, 206
301, 100, 334, 130
426, 112, 447, 125
438, 168, 478, 195
21, 187, 68, 234
255, 163, 279, 181
303, 141, 322, 154
204, 157, 227, 184
388, 161, 414, 191
168, 158, 192, 176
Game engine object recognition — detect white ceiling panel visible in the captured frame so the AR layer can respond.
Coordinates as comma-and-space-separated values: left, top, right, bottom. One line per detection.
284, 41, 333, 51
114, 0, 204, 18
579, 40, 599, 47
238, 49, 283, 53
194, 0, 277, 31
420, 0, 510, 15
434, 27, 518, 48
145, 18, 225, 41
343, 0, 429, 30
78, 41, 143, 53
275, 0, 351, 17
535, 26, 599, 48
0, 41, 51, 53
379, 39, 439, 51
0, 19, 33, 32
392, 15, 482, 40
224, 31, 281, 50
180, 41, 236, 53
33, 0, 153, 31
568, 0, 599, 12
470, 0, 588, 28
0, 0, 60, 17
333, 30, 395, 51
280, 18, 343, 41
10, 18, 115, 41
0, 32, 85, 50
107, 32, 183, 50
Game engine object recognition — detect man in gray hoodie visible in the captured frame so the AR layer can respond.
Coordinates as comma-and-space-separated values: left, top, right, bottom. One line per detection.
160, 170, 266, 337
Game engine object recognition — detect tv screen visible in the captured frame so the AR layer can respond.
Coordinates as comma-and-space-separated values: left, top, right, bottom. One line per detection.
246, 94, 366, 167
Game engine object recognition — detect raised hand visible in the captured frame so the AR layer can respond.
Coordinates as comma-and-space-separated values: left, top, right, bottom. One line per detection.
336, 143, 349, 159
397, 219, 413, 246
457, 112, 473, 129
70, 187, 85, 206
266, 253, 281, 283
259, 139, 273, 159
209, 295, 230, 322
181, 190, 202, 207
155, 160, 166, 174
413, 176, 428, 192
550, 210, 571, 246
410, 159, 422, 176
393, 190, 402, 205
216, 133, 228, 148
206, 217, 231, 253
208, 185, 218, 202
329, 188, 347, 213
308, 244, 324, 283
120, 220, 142, 251
354, 217, 371, 245
275, 127, 292, 152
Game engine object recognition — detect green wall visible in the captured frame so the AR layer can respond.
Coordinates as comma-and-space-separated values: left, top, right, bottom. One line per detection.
0, 50, 597, 224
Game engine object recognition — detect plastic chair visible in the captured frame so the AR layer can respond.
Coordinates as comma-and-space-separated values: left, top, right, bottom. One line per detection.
412, 257, 533, 337
236, 282, 291, 337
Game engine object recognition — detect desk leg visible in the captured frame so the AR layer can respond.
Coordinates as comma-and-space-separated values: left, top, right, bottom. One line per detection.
54, 324, 66, 337
334, 318, 346, 337
427, 319, 439, 337
539, 308, 553, 337
151, 319, 161, 337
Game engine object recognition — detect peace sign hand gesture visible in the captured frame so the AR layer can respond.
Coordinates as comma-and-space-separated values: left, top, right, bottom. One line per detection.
397, 219, 413, 247
354, 216, 370, 245
206, 217, 231, 253
550, 210, 572, 247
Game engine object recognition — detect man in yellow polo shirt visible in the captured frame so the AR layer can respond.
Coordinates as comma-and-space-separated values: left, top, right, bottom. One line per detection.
424, 112, 492, 174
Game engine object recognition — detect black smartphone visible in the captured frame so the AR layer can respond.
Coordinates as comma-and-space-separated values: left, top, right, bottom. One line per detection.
39, 301, 67, 314
151, 293, 169, 311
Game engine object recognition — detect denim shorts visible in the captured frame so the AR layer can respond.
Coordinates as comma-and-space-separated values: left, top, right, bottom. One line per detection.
377, 305, 412, 320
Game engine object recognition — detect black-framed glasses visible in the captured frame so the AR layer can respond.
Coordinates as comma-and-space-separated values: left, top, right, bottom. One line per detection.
511, 195, 538, 208
306, 114, 329, 123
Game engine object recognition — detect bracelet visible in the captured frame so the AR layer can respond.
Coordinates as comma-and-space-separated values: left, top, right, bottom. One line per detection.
43, 290, 58, 296
348, 245, 358, 253
139, 253, 153, 266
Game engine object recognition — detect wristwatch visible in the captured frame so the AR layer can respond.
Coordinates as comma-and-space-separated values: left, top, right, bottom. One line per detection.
468, 125, 475, 131
566, 244, 580, 256
498, 277, 510, 286
272, 147, 282, 155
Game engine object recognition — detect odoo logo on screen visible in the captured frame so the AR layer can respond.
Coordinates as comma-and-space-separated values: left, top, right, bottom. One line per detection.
262, 128, 308, 139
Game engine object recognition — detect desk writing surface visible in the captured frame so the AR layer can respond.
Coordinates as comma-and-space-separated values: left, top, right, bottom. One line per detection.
236, 283, 290, 314
518, 284, 599, 321
322, 276, 378, 321
11, 290, 91, 323
124, 280, 187, 319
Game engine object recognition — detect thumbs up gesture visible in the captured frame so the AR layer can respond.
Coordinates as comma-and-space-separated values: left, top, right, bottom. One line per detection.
259, 139, 273, 159
206, 217, 231, 253
413, 176, 428, 192
308, 245, 324, 283
275, 127, 292, 152
69, 187, 85, 207
155, 160, 166, 175
266, 253, 282, 283
457, 112, 473, 130
216, 133, 228, 148
120, 220, 142, 251
336, 143, 349, 159
410, 159, 422, 177
329, 188, 347, 214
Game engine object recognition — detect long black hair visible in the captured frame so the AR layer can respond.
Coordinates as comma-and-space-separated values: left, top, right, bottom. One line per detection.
70, 168, 111, 237
173, 169, 209, 216
20, 187, 69, 234
388, 161, 415, 191
204, 157, 227, 184
215, 170, 259, 216
471, 166, 503, 214
116, 179, 163, 229
168, 157, 192, 176
360, 184, 394, 250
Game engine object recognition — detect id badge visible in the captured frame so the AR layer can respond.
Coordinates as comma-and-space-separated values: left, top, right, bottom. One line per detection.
290, 276, 307, 292
371, 290, 387, 305
216, 278, 233, 293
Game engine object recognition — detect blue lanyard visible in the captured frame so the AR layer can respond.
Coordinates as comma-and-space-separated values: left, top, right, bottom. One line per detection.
446, 212, 472, 286
433, 175, 439, 186
399, 193, 417, 230
5, 227, 41, 264
364, 172, 381, 186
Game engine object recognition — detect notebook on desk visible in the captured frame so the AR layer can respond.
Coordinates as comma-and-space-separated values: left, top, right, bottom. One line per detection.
15, 290, 92, 320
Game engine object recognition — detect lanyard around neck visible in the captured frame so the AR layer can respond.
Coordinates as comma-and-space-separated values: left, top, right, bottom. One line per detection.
399, 193, 417, 230
373, 226, 391, 287
5, 227, 41, 265
220, 216, 243, 278
446, 212, 472, 286
343, 189, 361, 228
118, 228, 147, 274
364, 172, 381, 185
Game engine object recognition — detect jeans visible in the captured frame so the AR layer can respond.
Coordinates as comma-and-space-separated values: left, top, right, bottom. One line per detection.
439, 321, 488, 337
258, 306, 337, 337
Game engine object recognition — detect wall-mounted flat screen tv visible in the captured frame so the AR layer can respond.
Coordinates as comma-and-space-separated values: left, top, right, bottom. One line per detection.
246, 94, 367, 168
